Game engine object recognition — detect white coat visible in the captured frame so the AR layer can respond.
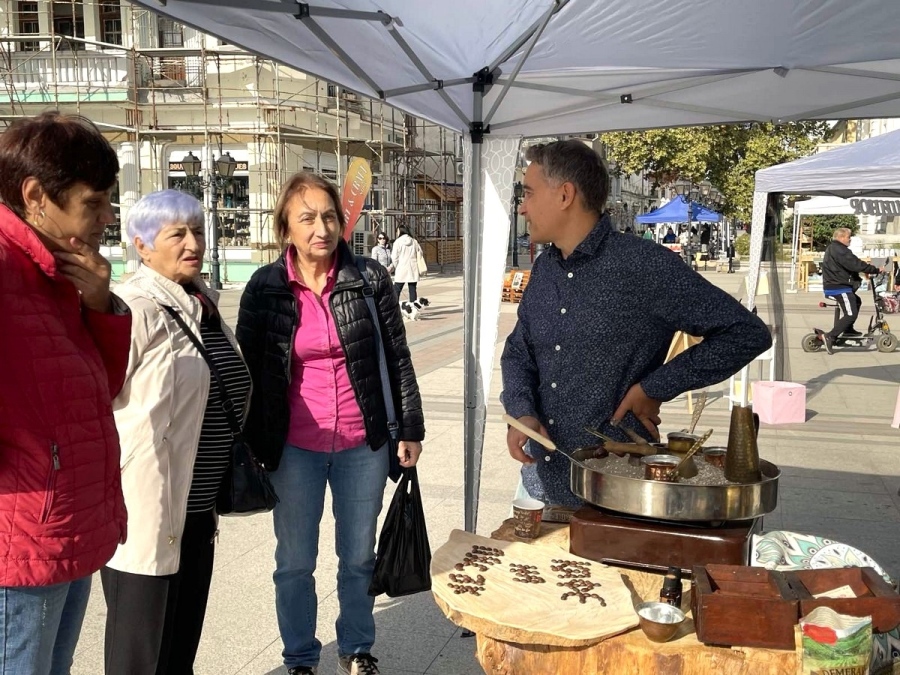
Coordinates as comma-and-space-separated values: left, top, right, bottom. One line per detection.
391, 234, 423, 283
107, 265, 248, 576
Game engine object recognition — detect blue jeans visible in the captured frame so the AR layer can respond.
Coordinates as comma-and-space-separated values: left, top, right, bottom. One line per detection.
0, 576, 92, 675
270, 442, 389, 669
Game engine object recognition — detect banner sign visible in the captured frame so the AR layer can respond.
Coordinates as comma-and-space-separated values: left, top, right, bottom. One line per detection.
849, 198, 900, 216
341, 157, 373, 241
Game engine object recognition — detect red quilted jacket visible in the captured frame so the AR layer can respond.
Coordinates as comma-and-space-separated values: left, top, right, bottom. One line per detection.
0, 205, 129, 587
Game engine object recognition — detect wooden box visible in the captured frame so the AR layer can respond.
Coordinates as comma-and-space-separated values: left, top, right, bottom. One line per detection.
692, 564, 798, 650
783, 567, 900, 633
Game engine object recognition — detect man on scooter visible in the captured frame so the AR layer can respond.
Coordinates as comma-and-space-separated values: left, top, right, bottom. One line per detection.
820, 227, 883, 354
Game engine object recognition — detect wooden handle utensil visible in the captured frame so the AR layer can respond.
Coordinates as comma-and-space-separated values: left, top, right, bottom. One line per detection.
502, 414, 557, 451
672, 428, 713, 477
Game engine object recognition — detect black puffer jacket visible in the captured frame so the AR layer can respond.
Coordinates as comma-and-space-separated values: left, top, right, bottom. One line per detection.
235, 241, 425, 472
822, 239, 879, 291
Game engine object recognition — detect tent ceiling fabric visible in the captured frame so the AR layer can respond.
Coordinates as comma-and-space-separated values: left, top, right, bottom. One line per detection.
131, 0, 900, 137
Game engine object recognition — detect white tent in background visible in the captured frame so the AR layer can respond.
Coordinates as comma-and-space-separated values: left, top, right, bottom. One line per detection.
749, 129, 900, 313
788, 197, 856, 292
128, 0, 900, 530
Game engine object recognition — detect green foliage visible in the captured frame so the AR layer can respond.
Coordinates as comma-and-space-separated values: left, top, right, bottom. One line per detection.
734, 233, 751, 257
783, 214, 859, 251
601, 122, 830, 221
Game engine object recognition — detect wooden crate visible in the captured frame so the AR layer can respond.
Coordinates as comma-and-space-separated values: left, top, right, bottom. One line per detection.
502, 269, 530, 303
692, 564, 799, 650
784, 567, 900, 633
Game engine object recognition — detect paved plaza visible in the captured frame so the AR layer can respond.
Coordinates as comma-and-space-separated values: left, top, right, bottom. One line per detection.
73, 260, 900, 674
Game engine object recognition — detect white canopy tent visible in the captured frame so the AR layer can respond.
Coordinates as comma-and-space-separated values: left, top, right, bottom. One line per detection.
788, 197, 855, 291
749, 129, 900, 316
129, 0, 900, 530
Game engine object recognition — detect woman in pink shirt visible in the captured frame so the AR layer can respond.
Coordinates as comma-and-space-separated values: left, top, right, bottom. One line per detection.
236, 172, 424, 675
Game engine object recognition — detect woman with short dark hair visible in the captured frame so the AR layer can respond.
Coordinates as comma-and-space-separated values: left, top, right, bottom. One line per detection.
0, 111, 130, 674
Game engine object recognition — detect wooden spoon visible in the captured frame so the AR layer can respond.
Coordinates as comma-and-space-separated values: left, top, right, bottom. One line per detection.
502, 414, 556, 450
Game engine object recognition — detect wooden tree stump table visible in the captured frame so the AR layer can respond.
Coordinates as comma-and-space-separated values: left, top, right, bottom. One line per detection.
434, 519, 802, 675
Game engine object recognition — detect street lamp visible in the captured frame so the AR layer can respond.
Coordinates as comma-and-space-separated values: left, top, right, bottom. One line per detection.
180, 151, 237, 289
511, 181, 524, 267
673, 178, 699, 269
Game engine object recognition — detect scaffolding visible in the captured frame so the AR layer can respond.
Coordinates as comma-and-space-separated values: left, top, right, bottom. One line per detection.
0, 0, 464, 277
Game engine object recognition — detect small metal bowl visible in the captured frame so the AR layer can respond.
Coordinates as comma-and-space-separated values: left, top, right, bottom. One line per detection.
667, 432, 700, 454
640, 455, 681, 482
702, 447, 727, 469
636, 601, 686, 643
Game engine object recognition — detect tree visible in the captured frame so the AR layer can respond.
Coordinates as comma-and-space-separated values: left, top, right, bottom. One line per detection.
601, 122, 830, 221
784, 214, 859, 251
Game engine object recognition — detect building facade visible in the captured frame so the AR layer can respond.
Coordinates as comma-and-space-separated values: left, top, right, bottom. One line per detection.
0, 0, 463, 280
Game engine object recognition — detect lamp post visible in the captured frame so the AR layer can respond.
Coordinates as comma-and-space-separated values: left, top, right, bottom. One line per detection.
511, 181, 524, 267
673, 178, 696, 269
181, 150, 237, 290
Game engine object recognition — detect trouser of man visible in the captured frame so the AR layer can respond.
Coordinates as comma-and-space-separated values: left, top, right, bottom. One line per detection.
826, 291, 862, 340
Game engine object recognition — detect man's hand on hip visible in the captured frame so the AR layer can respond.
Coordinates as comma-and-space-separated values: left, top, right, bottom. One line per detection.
506, 415, 547, 465
611, 383, 662, 441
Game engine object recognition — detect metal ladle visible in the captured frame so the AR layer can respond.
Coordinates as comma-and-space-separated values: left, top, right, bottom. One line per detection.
670, 428, 713, 479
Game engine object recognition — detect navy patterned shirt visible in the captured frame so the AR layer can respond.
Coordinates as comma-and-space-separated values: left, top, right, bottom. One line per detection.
500, 216, 772, 506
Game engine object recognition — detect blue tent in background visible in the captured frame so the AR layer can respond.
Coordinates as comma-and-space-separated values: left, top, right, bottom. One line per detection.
635, 195, 722, 224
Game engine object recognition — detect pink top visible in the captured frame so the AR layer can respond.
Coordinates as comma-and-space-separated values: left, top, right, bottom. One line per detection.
286, 247, 368, 452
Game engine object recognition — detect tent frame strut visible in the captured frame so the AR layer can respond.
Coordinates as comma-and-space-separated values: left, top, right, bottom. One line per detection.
482, 0, 557, 127
385, 24, 470, 126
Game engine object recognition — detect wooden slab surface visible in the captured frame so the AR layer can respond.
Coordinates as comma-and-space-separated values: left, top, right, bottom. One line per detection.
431, 529, 638, 647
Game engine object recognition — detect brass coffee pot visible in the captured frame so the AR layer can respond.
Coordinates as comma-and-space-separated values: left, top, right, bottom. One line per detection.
725, 405, 761, 484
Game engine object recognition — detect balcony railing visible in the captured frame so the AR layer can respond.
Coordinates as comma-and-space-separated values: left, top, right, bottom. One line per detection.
3, 50, 130, 92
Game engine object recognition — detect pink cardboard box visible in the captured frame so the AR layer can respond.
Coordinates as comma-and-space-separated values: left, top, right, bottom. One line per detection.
752, 382, 806, 425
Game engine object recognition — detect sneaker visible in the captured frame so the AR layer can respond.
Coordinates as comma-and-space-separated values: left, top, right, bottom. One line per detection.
822, 334, 835, 355
288, 667, 317, 675
337, 653, 379, 675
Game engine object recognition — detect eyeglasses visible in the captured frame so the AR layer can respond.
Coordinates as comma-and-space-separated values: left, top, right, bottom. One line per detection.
377, 236, 385, 240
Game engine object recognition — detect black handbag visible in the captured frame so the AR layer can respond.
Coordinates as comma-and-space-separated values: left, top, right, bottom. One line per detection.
162, 304, 278, 516
355, 257, 402, 482
368, 466, 432, 597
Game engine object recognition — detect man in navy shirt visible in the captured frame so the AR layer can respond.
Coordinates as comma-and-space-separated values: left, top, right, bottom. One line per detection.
500, 140, 772, 506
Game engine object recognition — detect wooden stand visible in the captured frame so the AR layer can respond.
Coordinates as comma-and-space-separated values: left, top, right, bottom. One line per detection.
449, 519, 802, 675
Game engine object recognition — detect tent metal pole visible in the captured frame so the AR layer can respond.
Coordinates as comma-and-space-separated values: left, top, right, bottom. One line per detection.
463, 72, 489, 534
789, 211, 800, 292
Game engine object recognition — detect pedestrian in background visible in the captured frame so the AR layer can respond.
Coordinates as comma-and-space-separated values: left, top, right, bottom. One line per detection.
391, 225, 424, 301
237, 172, 425, 675
0, 111, 130, 675
102, 190, 251, 674
372, 230, 392, 272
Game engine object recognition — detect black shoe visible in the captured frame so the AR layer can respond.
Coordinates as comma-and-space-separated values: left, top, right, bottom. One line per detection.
842, 329, 863, 337
822, 334, 835, 354
287, 667, 317, 675
338, 653, 380, 675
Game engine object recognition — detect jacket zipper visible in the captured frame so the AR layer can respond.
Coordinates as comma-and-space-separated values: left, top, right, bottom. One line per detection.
39, 442, 60, 524
286, 294, 298, 383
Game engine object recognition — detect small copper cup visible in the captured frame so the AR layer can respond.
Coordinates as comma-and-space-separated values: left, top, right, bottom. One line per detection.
667, 432, 700, 455
702, 447, 727, 469
641, 455, 680, 482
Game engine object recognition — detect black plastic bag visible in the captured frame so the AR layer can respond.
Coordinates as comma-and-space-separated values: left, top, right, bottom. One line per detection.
369, 467, 432, 597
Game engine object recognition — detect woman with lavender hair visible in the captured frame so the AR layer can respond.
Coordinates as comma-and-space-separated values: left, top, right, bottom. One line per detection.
102, 189, 251, 674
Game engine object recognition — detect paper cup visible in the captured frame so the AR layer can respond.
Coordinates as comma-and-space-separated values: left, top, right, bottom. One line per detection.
512, 498, 545, 539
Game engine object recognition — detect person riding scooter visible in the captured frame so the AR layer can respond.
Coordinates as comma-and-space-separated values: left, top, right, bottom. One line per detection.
820, 227, 883, 354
